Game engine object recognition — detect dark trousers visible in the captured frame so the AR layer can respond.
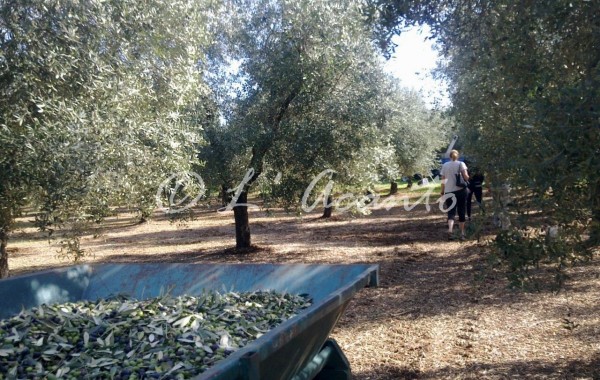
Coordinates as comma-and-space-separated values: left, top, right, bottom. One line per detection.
446, 188, 467, 222
467, 187, 483, 218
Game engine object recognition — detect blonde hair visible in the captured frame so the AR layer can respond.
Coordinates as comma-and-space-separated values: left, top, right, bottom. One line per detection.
450, 150, 459, 161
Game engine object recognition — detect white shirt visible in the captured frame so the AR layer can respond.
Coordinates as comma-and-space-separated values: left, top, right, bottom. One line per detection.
441, 160, 468, 193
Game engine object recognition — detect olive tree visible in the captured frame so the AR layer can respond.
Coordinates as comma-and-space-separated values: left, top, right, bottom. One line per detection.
443, 1, 599, 284
201, 0, 399, 247
264, 53, 393, 218
0, 0, 214, 277
379, 82, 449, 193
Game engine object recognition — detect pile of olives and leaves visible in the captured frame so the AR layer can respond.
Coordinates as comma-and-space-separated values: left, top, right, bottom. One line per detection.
0, 290, 311, 379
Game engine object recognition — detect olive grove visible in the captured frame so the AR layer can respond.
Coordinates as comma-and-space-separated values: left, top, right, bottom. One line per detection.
0, 0, 451, 276
199, 0, 446, 247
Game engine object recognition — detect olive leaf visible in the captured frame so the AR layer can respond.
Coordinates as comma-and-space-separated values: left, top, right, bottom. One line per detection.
0, 349, 14, 357
0, 291, 310, 379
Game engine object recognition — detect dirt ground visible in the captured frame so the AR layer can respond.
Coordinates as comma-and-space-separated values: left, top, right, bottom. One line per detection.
6, 190, 600, 379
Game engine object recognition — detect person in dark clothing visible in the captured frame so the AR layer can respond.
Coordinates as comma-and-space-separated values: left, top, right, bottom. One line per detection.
467, 168, 485, 220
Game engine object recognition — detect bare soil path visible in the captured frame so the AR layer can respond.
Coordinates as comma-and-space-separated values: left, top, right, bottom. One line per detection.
7, 194, 600, 379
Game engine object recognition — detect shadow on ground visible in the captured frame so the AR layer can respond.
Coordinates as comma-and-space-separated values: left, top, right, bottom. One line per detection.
353, 355, 600, 379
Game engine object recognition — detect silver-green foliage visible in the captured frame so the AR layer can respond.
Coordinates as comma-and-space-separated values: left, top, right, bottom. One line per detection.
371, 0, 600, 285
201, 0, 387, 210
439, 1, 599, 283
0, 0, 214, 266
202, 0, 445, 214
378, 81, 449, 182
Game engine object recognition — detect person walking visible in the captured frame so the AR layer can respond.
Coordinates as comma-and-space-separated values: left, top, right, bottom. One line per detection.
440, 150, 469, 240
467, 167, 485, 220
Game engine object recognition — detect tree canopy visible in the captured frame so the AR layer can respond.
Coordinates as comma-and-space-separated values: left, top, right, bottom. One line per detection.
0, 0, 215, 276
200, 0, 446, 245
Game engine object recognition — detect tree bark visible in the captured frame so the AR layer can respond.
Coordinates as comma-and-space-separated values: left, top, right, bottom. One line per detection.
591, 180, 600, 245
229, 82, 304, 251
233, 191, 251, 249
231, 85, 302, 251
221, 184, 230, 207
389, 181, 398, 195
322, 195, 334, 218
0, 229, 8, 279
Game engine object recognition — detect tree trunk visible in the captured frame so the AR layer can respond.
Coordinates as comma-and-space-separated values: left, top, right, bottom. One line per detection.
389, 181, 398, 195
591, 180, 600, 245
0, 229, 8, 279
230, 83, 301, 250
322, 195, 334, 218
233, 191, 251, 249
221, 184, 230, 207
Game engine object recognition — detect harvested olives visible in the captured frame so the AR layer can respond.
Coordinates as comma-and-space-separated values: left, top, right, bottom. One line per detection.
0, 291, 310, 379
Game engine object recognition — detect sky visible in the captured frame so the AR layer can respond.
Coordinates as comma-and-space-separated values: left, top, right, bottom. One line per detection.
382, 25, 450, 109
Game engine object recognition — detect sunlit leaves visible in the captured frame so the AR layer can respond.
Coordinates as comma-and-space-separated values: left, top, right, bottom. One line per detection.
0, 0, 216, 266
